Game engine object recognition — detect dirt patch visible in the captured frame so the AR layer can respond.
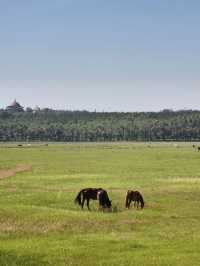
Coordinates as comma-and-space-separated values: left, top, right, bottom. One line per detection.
0, 164, 32, 180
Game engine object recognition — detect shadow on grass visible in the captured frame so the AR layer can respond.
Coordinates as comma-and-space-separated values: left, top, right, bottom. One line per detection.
74, 204, 146, 213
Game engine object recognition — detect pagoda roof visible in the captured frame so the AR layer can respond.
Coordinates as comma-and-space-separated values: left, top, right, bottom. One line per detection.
9, 99, 21, 107
6, 99, 24, 111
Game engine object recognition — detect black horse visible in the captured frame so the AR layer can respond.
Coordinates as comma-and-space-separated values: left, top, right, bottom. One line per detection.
74, 188, 103, 210
97, 189, 112, 210
125, 190, 144, 209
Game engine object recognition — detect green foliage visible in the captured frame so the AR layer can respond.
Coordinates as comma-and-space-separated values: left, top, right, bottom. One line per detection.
0, 143, 200, 265
1, 109, 200, 141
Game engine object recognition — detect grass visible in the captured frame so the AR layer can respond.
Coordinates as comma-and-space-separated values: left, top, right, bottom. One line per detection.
0, 142, 200, 265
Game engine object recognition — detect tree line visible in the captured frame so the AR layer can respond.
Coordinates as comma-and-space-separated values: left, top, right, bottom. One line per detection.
0, 108, 200, 141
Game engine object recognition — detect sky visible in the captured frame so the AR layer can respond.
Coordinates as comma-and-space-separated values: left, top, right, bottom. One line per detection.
1, 0, 200, 111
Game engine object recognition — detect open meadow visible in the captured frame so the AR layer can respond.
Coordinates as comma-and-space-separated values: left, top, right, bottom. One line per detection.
0, 142, 200, 266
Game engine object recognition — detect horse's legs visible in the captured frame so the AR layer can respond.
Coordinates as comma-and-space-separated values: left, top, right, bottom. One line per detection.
98, 197, 102, 210
139, 200, 143, 209
128, 198, 131, 209
81, 196, 85, 209
98, 203, 103, 211
87, 198, 91, 211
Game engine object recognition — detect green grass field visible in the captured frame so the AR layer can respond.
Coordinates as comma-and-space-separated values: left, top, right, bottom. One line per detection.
0, 142, 200, 266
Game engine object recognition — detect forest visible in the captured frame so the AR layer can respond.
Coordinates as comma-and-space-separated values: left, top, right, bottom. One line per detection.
0, 108, 200, 141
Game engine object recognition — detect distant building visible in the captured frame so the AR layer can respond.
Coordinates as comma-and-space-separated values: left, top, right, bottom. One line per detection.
6, 99, 24, 112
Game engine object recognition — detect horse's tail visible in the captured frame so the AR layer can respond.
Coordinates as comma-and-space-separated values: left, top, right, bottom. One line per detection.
140, 194, 144, 209
74, 190, 83, 206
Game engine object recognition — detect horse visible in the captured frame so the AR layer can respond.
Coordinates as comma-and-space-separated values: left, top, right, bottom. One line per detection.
97, 189, 112, 211
74, 188, 103, 210
125, 190, 144, 209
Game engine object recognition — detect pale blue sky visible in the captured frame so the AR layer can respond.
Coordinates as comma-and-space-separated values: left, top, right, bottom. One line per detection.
1, 0, 200, 111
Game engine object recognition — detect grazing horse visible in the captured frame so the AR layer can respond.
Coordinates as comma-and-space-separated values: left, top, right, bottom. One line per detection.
74, 188, 103, 210
125, 190, 144, 209
97, 189, 112, 210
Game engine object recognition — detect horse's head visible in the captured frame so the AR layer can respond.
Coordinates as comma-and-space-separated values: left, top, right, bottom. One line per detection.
106, 199, 112, 208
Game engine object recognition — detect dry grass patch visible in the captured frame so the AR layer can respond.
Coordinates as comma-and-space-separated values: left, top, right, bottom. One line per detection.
0, 164, 32, 180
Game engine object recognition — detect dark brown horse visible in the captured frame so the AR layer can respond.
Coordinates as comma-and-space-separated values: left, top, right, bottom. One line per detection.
125, 190, 144, 209
74, 188, 103, 210
97, 189, 112, 210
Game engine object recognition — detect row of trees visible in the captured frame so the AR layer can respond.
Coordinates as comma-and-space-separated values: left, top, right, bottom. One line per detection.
0, 109, 200, 141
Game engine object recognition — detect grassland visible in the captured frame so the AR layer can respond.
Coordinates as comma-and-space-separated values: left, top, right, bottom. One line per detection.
0, 142, 200, 266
